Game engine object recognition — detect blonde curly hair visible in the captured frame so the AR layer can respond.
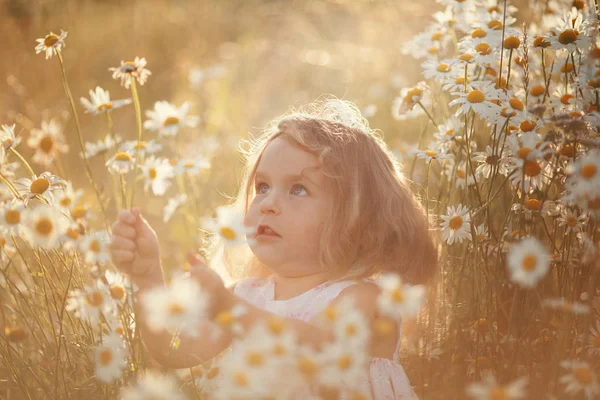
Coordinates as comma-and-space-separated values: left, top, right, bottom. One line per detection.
207, 96, 440, 285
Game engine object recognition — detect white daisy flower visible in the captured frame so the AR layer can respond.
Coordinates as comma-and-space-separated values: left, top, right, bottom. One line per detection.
173, 156, 211, 177
332, 300, 371, 348
449, 81, 503, 120
0, 124, 22, 150
565, 149, 600, 199
432, 117, 462, 144
105, 152, 135, 174
118, 139, 162, 157
466, 373, 528, 400
548, 9, 592, 54
79, 230, 111, 266
559, 360, 600, 399
587, 320, 600, 357
94, 332, 128, 383
0, 201, 25, 235
139, 156, 174, 196
391, 81, 431, 120
27, 119, 69, 168
421, 59, 455, 83
472, 145, 511, 179
50, 181, 84, 214
140, 274, 208, 338
34, 30, 67, 59
120, 370, 182, 400
557, 208, 587, 235
414, 147, 453, 165
109, 57, 152, 89
65, 280, 114, 324
376, 273, 426, 320
542, 297, 591, 314
21, 205, 70, 250
507, 236, 551, 288
143, 101, 200, 138
105, 268, 134, 304
81, 133, 122, 159
317, 341, 370, 391
200, 205, 255, 247
440, 204, 472, 245
80, 86, 132, 115
163, 194, 187, 223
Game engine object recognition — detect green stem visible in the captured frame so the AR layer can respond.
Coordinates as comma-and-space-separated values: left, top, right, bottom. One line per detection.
128, 79, 144, 208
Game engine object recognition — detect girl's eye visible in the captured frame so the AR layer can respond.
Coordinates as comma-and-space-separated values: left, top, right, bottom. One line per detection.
291, 184, 308, 196
256, 182, 269, 194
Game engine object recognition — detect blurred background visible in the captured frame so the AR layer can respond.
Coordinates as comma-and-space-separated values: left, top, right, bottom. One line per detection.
1, 0, 440, 258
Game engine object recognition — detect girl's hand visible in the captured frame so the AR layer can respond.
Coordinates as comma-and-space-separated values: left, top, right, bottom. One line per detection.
110, 208, 162, 282
186, 250, 235, 319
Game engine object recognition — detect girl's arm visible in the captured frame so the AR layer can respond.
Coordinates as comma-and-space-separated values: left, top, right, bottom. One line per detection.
218, 281, 398, 357
131, 269, 236, 369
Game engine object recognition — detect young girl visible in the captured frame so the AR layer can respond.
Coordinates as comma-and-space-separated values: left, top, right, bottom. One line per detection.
110, 99, 439, 399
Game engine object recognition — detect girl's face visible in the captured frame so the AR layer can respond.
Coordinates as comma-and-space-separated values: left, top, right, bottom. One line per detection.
244, 137, 333, 277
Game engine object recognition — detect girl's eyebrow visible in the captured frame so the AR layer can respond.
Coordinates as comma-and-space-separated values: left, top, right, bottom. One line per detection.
255, 170, 319, 186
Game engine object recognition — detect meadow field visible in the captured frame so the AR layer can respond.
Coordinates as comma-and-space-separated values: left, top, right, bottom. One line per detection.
1, 0, 599, 398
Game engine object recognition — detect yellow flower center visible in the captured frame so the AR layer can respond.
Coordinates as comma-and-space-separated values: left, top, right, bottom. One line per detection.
148, 168, 157, 180
184, 161, 195, 168
530, 85, 546, 97
473, 318, 489, 334
391, 288, 405, 303
488, 20, 503, 30
122, 61, 138, 74
467, 90, 485, 103
168, 303, 185, 315
503, 36, 521, 49
163, 116, 180, 127
207, 367, 219, 379
458, 53, 473, 62
524, 160, 541, 177
580, 164, 597, 179
85, 291, 104, 307
574, 367, 592, 384
471, 28, 486, 38
233, 372, 248, 386
134, 141, 147, 149
89, 239, 101, 253
71, 205, 87, 219
35, 217, 53, 237
522, 254, 537, 271
30, 178, 50, 194
456, 169, 466, 179
109, 284, 126, 300
436, 64, 451, 73
324, 306, 337, 322
298, 357, 318, 378
517, 147, 532, 160
268, 317, 285, 334
509, 98, 524, 111
560, 94, 574, 105
247, 352, 264, 366
375, 319, 393, 336
475, 42, 493, 55
520, 120, 536, 132
5, 209, 20, 225
558, 29, 578, 45
566, 216, 578, 227
99, 349, 113, 365
525, 199, 542, 210
219, 226, 237, 241
533, 36, 551, 48
449, 216, 463, 230
44, 34, 60, 48
338, 354, 352, 370
60, 197, 72, 207
425, 150, 437, 157
430, 32, 443, 41
40, 136, 55, 153
403, 88, 423, 104
114, 152, 132, 162
345, 323, 357, 337
97, 103, 113, 112
215, 311, 233, 327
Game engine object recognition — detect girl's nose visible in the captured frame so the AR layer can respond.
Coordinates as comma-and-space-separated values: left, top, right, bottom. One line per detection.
259, 193, 280, 215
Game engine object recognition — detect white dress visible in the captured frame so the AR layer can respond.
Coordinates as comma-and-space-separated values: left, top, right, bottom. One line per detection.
233, 275, 420, 400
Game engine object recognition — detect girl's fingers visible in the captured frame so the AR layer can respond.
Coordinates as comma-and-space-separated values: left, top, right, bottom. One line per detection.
118, 209, 136, 224
111, 249, 135, 264
187, 250, 207, 266
109, 237, 136, 251
112, 223, 136, 240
